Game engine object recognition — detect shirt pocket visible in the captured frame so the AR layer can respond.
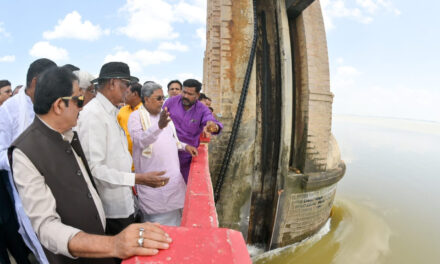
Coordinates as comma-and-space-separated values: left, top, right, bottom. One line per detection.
187, 118, 201, 134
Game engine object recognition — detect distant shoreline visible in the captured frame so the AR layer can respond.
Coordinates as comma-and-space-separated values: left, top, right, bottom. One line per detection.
333, 113, 440, 124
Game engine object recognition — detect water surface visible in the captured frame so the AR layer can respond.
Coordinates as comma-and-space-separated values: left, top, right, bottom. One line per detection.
254, 115, 440, 264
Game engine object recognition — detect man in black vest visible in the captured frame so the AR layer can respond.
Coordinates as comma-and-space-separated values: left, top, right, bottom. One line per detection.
9, 67, 171, 263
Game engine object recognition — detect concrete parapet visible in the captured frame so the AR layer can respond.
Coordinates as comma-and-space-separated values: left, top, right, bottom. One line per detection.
122, 145, 251, 263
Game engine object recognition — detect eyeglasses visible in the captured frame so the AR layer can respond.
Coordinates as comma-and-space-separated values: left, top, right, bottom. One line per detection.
153, 96, 165, 101
61, 95, 84, 108
117, 78, 131, 88
86, 86, 96, 94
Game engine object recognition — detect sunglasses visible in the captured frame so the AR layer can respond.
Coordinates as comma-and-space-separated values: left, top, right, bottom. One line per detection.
153, 96, 165, 101
61, 95, 84, 108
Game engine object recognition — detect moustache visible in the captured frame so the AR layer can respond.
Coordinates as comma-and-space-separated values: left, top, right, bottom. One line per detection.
182, 98, 192, 105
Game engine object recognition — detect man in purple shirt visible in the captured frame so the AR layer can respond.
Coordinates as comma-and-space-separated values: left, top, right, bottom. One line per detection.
163, 79, 223, 183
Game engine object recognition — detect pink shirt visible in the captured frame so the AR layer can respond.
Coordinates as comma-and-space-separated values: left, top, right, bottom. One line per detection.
127, 110, 186, 214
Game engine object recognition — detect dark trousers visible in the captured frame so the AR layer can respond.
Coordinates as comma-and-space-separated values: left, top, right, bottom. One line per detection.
0, 216, 31, 264
178, 151, 193, 184
105, 214, 135, 264
0, 170, 31, 264
105, 214, 135, 236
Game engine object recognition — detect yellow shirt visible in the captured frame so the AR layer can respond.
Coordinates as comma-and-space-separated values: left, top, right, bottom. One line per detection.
117, 103, 142, 157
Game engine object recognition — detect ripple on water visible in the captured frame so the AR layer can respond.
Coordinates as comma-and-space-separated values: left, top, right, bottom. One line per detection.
252, 197, 391, 264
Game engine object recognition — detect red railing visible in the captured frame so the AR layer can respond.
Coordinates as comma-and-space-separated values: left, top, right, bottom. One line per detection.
123, 144, 251, 264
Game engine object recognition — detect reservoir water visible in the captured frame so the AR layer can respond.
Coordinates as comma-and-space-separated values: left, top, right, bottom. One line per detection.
253, 115, 440, 264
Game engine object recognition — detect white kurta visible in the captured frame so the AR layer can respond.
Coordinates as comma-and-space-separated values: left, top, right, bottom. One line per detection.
77, 92, 135, 218
128, 110, 186, 215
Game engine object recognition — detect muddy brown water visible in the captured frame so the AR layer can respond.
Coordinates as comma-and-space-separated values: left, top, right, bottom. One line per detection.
252, 115, 440, 264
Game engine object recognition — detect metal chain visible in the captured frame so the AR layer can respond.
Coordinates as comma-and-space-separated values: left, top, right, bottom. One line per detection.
214, 0, 258, 204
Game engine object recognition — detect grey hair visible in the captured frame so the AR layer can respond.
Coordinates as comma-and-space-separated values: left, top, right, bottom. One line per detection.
73, 70, 95, 90
141, 81, 162, 100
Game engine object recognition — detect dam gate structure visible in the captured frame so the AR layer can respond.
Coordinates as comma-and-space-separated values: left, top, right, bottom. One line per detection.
203, 0, 345, 250
123, 1, 346, 262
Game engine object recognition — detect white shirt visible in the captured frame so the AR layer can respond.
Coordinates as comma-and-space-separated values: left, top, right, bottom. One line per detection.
0, 87, 34, 171
0, 88, 49, 263
77, 92, 135, 218
12, 123, 106, 258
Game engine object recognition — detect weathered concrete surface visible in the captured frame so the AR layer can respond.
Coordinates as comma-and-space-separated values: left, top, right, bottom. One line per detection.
269, 0, 342, 248
204, 0, 257, 239
272, 182, 337, 247
203, 0, 345, 249
292, 0, 334, 173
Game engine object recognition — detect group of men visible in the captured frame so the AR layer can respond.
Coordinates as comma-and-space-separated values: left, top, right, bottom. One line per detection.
0, 58, 222, 263
0, 81, 21, 107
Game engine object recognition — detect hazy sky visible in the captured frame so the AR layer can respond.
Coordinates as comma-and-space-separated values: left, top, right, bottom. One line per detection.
322, 0, 440, 122
0, 0, 438, 122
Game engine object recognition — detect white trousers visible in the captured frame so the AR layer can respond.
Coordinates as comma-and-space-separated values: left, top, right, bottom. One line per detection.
141, 208, 183, 226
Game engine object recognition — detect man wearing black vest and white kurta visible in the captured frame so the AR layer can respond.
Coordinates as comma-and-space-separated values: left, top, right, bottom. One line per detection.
9, 67, 171, 263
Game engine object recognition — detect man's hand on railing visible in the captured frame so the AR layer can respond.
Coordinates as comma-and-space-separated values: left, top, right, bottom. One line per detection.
205, 121, 219, 134
68, 223, 171, 259
112, 223, 172, 259
185, 145, 198, 157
